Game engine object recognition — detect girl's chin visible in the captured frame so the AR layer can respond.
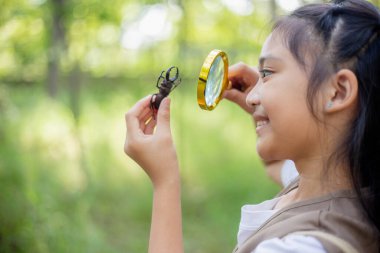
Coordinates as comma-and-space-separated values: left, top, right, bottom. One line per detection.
256, 140, 277, 161
257, 144, 289, 162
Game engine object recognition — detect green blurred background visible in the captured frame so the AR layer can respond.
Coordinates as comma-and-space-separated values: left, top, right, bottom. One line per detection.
1, 0, 379, 252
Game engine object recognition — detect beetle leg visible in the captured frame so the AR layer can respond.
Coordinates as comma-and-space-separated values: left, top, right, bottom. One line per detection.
170, 77, 181, 91
156, 71, 165, 88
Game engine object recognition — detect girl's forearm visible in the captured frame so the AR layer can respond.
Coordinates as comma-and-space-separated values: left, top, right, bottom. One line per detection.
149, 175, 183, 253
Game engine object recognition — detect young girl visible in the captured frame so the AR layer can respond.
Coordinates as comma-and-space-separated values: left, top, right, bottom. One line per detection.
124, 0, 380, 252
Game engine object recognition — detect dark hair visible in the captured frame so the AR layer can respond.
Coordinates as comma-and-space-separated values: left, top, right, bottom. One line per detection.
273, 0, 380, 237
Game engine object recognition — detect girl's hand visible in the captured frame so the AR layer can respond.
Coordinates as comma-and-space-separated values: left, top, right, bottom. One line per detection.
223, 62, 260, 114
124, 95, 179, 188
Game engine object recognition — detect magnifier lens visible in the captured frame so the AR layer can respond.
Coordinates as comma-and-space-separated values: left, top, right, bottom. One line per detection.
205, 55, 224, 107
197, 49, 228, 110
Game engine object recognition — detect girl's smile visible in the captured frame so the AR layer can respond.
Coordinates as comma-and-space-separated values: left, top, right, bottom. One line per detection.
246, 32, 320, 162
253, 112, 270, 135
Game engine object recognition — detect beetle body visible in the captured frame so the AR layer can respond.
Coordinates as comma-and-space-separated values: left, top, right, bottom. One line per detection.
150, 66, 181, 113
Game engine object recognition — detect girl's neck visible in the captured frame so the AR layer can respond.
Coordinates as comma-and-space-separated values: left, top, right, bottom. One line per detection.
293, 158, 353, 201
275, 159, 352, 210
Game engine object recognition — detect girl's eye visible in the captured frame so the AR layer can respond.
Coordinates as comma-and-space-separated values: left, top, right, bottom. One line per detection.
259, 69, 273, 78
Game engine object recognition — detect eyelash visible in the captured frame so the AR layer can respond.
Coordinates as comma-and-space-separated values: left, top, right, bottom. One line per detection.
259, 69, 274, 78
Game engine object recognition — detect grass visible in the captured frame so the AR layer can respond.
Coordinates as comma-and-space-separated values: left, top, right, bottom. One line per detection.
0, 78, 279, 252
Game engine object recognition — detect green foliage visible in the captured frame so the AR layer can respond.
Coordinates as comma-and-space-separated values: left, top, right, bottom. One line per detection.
0, 0, 271, 81
0, 79, 280, 252
0, 0, 286, 252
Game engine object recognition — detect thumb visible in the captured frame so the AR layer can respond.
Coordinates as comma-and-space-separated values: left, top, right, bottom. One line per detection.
224, 89, 246, 107
156, 97, 171, 133
223, 89, 253, 114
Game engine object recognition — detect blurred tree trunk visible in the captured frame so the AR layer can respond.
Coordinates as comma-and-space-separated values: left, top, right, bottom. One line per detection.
270, 0, 277, 20
68, 63, 91, 187
46, 0, 66, 98
69, 64, 81, 121
176, 0, 189, 173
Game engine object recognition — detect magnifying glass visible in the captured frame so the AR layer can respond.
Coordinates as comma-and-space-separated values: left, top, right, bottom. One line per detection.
197, 49, 231, 110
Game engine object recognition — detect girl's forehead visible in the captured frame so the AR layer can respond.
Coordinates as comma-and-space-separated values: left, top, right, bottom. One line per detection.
261, 33, 277, 53
260, 33, 292, 63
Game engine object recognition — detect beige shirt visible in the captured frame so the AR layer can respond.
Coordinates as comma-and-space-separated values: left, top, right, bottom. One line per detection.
233, 180, 379, 253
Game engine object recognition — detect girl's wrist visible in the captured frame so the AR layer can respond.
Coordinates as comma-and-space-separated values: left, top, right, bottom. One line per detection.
152, 170, 181, 191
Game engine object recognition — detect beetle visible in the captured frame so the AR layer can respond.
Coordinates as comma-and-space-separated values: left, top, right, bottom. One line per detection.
150, 66, 181, 115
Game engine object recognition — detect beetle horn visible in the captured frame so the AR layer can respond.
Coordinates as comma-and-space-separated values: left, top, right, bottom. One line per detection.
166, 66, 179, 82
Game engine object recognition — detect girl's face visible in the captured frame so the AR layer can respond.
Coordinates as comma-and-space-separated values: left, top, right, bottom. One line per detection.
247, 32, 322, 162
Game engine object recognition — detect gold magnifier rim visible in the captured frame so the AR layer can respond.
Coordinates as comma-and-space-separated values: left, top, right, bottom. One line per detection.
197, 49, 229, 110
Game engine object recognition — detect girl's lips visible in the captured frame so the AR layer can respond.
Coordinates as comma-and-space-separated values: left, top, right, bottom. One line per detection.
256, 120, 269, 127
253, 112, 269, 134
255, 120, 269, 134
253, 112, 269, 126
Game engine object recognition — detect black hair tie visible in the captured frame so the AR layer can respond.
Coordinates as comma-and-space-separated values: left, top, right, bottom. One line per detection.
332, 0, 345, 8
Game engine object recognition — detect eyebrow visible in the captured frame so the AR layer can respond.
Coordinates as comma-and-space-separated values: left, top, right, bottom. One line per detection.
259, 55, 284, 67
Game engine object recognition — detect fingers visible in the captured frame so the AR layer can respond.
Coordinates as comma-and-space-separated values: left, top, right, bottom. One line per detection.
126, 95, 152, 137
228, 62, 259, 92
129, 95, 152, 117
223, 89, 246, 107
228, 62, 259, 80
223, 89, 254, 114
125, 95, 170, 138
224, 62, 258, 114
140, 108, 154, 130
144, 117, 157, 135
156, 97, 171, 134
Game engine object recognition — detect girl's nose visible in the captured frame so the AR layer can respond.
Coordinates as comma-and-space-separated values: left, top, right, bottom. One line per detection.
246, 81, 261, 109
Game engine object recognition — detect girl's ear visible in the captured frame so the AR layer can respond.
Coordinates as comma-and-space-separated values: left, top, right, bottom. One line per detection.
324, 69, 358, 113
